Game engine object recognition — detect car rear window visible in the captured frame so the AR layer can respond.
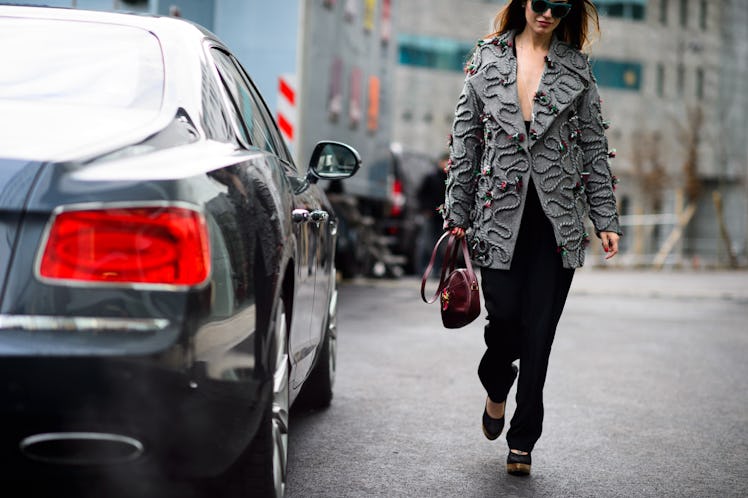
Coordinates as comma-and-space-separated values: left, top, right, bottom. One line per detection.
0, 18, 164, 110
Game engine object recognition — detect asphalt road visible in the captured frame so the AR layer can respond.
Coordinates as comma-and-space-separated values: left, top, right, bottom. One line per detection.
287, 269, 748, 498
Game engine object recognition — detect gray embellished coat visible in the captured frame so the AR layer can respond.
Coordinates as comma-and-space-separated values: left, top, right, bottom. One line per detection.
443, 31, 622, 270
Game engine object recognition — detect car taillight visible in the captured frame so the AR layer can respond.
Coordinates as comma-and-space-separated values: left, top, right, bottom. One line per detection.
389, 179, 404, 217
38, 205, 210, 287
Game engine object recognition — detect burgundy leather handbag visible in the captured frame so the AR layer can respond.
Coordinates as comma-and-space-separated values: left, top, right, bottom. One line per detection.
420, 232, 481, 329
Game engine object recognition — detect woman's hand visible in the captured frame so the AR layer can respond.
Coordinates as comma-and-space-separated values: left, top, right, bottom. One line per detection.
450, 227, 466, 239
600, 231, 620, 260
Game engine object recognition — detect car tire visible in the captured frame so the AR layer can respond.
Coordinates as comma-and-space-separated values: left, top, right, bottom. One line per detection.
294, 287, 337, 410
200, 298, 289, 498
251, 298, 289, 496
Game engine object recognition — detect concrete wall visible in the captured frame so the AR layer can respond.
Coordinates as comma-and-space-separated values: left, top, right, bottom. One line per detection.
393, 0, 496, 160
718, 0, 748, 261
297, 0, 397, 197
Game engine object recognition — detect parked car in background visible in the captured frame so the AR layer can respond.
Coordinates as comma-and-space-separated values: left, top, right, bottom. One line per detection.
385, 144, 444, 274
329, 143, 439, 278
0, 5, 359, 497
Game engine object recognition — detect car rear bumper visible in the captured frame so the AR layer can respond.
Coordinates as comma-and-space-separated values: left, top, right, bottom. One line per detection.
0, 356, 269, 479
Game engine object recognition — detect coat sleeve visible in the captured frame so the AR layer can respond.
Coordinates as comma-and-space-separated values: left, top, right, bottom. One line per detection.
443, 78, 483, 230
577, 69, 623, 236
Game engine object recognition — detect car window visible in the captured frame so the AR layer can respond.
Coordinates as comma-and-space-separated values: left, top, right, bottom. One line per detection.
0, 19, 163, 110
228, 55, 293, 165
211, 48, 277, 155
200, 62, 233, 143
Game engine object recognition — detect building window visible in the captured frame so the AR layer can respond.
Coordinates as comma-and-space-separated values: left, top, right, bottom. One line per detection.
699, 0, 707, 30
659, 0, 668, 24
594, 1, 646, 20
676, 63, 685, 97
656, 63, 665, 97
398, 34, 474, 73
679, 0, 688, 27
591, 59, 643, 91
695, 68, 704, 100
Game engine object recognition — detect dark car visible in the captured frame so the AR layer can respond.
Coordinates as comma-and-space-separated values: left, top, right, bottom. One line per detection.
0, 5, 359, 497
379, 144, 442, 274
329, 144, 440, 279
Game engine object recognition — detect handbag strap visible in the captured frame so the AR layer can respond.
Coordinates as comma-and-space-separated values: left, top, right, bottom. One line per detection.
420, 232, 476, 304
444, 233, 460, 276
444, 235, 477, 285
457, 236, 477, 284
420, 231, 451, 304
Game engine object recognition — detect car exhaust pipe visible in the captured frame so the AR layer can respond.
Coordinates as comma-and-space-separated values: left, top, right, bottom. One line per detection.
19, 432, 144, 465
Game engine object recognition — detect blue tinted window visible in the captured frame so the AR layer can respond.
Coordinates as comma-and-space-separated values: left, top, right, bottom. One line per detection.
594, 0, 646, 20
591, 59, 643, 91
398, 35, 474, 73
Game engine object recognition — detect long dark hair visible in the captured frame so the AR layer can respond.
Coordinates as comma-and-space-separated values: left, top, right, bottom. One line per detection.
490, 0, 600, 50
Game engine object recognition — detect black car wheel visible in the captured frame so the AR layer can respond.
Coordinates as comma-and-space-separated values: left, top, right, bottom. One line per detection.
251, 297, 289, 497
268, 299, 290, 496
295, 285, 337, 409
202, 298, 289, 498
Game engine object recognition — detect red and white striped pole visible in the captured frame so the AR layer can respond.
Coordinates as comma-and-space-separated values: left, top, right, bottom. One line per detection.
276, 74, 297, 156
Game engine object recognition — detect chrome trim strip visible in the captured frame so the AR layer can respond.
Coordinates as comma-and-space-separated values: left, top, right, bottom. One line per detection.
0, 315, 169, 333
20, 432, 144, 465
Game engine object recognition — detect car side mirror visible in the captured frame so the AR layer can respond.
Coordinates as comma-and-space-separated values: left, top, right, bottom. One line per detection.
307, 141, 361, 184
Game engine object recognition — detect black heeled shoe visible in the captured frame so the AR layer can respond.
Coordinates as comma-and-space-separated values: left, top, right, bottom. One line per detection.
482, 364, 518, 441
506, 450, 531, 476
481, 404, 505, 441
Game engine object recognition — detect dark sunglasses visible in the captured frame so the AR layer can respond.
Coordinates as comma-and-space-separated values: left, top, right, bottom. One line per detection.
531, 0, 572, 19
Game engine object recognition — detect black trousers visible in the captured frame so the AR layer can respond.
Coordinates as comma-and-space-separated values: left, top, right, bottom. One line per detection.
478, 181, 574, 453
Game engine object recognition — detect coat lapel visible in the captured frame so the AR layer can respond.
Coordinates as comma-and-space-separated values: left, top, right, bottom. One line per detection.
473, 33, 593, 145
474, 31, 526, 139
529, 37, 592, 145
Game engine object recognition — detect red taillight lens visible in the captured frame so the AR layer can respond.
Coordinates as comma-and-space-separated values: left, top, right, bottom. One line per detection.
389, 179, 404, 217
39, 206, 211, 286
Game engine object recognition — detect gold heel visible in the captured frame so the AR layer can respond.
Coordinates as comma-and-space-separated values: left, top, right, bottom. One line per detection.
506, 462, 531, 476
506, 450, 531, 476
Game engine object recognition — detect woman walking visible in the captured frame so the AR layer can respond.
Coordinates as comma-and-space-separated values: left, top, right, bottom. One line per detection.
442, 0, 621, 476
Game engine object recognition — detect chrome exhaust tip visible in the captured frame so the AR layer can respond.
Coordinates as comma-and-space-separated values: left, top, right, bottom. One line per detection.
20, 432, 144, 466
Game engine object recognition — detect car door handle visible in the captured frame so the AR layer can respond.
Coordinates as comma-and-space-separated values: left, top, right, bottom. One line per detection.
310, 210, 329, 223
292, 209, 310, 223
